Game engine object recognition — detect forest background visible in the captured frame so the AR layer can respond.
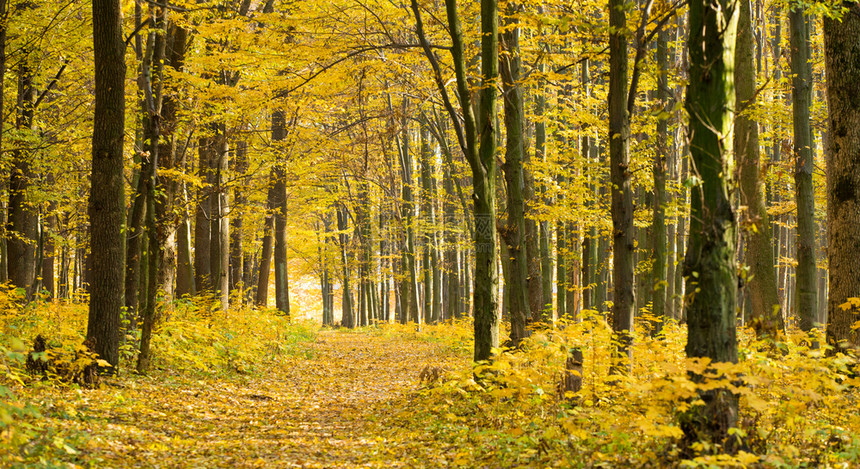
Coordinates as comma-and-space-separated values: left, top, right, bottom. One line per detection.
0, 0, 859, 466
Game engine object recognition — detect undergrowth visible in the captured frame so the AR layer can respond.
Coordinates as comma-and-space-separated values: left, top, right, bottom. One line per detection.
375, 311, 860, 468
0, 288, 317, 467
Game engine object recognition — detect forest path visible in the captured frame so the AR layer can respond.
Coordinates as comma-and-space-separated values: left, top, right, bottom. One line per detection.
72, 329, 461, 468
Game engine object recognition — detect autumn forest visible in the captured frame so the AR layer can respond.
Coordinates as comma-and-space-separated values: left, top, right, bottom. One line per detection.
1, 0, 859, 466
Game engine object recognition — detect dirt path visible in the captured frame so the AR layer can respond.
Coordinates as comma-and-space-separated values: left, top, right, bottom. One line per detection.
70, 330, 458, 468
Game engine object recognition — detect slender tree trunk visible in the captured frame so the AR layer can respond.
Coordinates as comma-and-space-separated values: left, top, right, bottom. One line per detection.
736, 0, 782, 336
499, 7, 530, 345
194, 139, 213, 293
443, 166, 461, 319
789, 4, 817, 332
255, 208, 274, 307
271, 111, 290, 317
397, 118, 420, 326
337, 203, 354, 327
211, 128, 230, 314
41, 211, 56, 298
0, 0, 7, 284
651, 25, 669, 333
608, 0, 634, 373
230, 141, 248, 297
557, 221, 567, 320
535, 58, 553, 321
419, 125, 434, 323
155, 23, 186, 305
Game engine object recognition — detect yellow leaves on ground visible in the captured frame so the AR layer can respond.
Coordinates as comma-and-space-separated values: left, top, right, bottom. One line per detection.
1, 299, 860, 467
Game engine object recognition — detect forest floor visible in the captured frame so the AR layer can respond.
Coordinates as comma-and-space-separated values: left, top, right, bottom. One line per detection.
5, 325, 468, 468
3, 302, 860, 468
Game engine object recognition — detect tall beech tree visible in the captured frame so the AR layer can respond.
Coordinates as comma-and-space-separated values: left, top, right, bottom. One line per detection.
736, 0, 782, 336
681, 0, 740, 447
823, 2, 860, 353
87, 0, 126, 367
789, 1, 817, 333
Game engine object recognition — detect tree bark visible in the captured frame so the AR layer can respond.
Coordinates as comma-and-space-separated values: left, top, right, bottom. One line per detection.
651, 25, 669, 333
789, 3, 817, 332
88, 0, 126, 367
499, 5, 530, 346
414, 0, 499, 359
609, 0, 635, 373
194, 138, 213, 293
736, 0, 782, 336
271, 111, 290, 317
823, 4, 860, 353
682, 0, 740, 447
8, 67, 38, 299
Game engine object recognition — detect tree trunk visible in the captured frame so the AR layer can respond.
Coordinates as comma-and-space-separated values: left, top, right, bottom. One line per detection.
414, 0, 499, 358
194, 138, 213, 293
736, 0, 782, 336
557, 221, 566, 320
88, 0, 126, 367
682, 0, 740, 447
155, 23, 186, 305
0, 0, 7, 284
499, 7, 530, 346
272, 111, 290, 317
255, 204, 274, 307
40, 211, 56, 299
230, 141, 248, 296
419, 125, 434, 324
396, 116, 420, 326
651, 26, 669, 333
823, 5, 860, 352
535, 59, 553, 321
8, 67, 38, 299
337, 203, 354, 327
609, 0, 634, 373
789, 3, 817, 332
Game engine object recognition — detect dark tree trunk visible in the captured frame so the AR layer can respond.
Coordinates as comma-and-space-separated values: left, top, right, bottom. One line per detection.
608, 0, 634, 373
736, 0, 782, 336
88, 0, 127, 367
681, 0, 740, 447
789, 3, 817, 333
194, 138, 213, 293
651, 26, 669, 333
255, 208, 274, 307
230, 141, 248, 297
823, 4, 860, 352
0, 0, 7, 284
8, 67, 38, 298
271, 111, 290, 317
337, 203, 354, 327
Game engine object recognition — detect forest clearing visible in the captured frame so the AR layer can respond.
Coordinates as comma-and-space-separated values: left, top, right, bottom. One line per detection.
2, 0, 860, 466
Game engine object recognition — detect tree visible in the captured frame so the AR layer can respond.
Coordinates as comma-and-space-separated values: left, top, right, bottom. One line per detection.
499, 1, 531, 346
789, 0, 817, 333
608, 0, 634, 372
823, 2, 860, 353
412, 0, 500, 361
87, 0, 126, 367
736, 0, 782, 336
681, 0, 740, 447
